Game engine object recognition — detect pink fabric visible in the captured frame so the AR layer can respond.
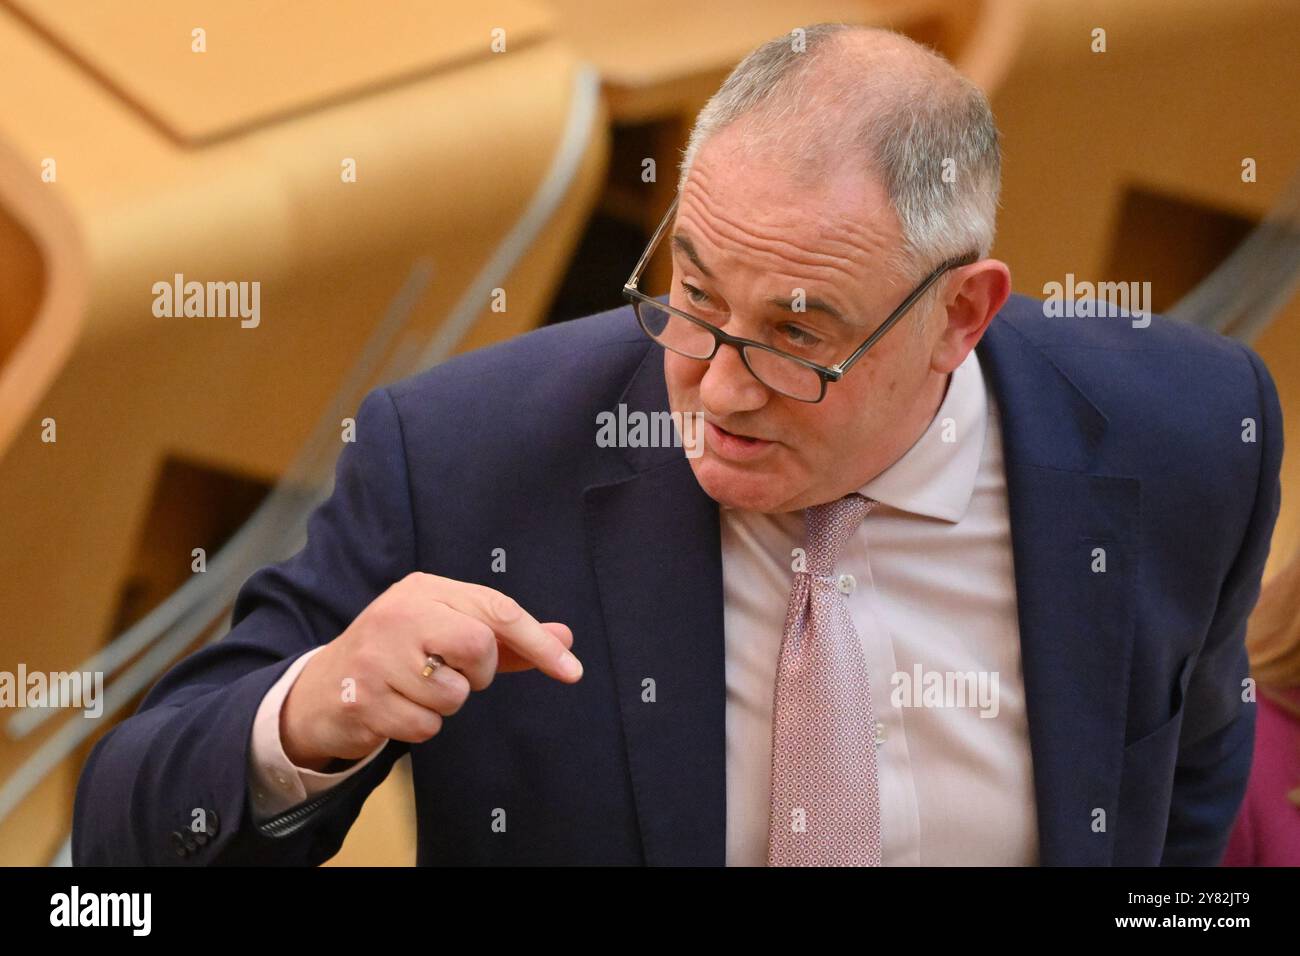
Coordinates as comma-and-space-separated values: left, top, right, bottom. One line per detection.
1221, 685, 1300, 866
768, 493, 883, 866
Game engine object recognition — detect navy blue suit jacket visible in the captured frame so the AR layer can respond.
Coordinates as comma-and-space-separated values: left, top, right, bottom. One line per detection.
73, 292, 1283, 866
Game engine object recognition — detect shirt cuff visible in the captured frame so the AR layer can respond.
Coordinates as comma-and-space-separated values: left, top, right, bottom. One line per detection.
248, 645, 388, 822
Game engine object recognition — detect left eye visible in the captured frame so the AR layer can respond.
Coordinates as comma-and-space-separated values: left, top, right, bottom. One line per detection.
779, 324, 821, 348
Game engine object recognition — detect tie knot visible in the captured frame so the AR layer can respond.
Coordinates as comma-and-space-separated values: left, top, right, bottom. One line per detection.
802, 493, 875, 575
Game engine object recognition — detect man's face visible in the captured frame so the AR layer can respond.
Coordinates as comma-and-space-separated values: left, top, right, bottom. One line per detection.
663, 128, 948, 513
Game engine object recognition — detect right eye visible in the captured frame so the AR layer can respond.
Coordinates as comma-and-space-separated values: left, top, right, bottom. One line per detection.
681, 282, 711, 306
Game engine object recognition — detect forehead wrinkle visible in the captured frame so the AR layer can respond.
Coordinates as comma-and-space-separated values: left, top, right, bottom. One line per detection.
681, 136, 896, 254
676, 187, 895, 309
682, 179, 881, 268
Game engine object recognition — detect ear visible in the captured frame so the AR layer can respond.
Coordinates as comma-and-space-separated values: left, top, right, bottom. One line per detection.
930, 259, 1012, 374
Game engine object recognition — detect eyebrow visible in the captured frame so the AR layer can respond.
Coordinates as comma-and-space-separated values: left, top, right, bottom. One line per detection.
764, 292, 853, 327
670, 233, 715, 280
671, 231, 858, 328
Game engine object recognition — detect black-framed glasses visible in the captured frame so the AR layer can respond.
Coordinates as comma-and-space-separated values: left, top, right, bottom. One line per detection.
622, 193, 978, 403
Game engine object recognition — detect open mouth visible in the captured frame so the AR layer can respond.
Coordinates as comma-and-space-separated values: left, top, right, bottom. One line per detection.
706, 421, 775, 459
718, 425, 762, 442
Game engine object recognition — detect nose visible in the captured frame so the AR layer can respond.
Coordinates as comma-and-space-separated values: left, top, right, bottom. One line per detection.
698, 340, 770, 416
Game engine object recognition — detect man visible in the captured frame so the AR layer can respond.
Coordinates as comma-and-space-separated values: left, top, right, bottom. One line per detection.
73, 24, 1282, 866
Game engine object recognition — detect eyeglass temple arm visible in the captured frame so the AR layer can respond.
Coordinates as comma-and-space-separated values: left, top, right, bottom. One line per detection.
625, 195, 681, 292
833, 251, 980, 376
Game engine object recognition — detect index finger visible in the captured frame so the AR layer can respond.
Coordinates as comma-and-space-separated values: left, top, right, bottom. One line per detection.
414, 574, 583, 682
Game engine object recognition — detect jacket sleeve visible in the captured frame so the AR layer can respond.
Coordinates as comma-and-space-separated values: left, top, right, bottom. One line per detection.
72, 385, 418, 865
1160, 344, 1284, 865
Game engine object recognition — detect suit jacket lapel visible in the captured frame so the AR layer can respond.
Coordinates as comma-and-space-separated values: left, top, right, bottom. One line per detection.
977, 313, 1141, 865
583, 345, 727, 866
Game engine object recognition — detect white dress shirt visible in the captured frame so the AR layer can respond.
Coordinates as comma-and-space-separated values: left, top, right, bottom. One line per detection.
249, 347, 1038, 865
723, 346, 1037, 865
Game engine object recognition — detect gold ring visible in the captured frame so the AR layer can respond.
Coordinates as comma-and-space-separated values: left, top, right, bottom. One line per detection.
421, 654, 444, 679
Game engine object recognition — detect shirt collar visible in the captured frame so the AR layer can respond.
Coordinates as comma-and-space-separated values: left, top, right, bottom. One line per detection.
858, 346, 988, 523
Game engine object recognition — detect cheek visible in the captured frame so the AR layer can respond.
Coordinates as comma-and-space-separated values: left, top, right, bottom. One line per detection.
852, 346, 916, 408
814, 379, 886, 449
782, 405, 841, 457
664, 352, 702, 397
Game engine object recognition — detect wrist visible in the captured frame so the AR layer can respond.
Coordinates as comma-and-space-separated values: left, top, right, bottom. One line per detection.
280, 684, 332, 771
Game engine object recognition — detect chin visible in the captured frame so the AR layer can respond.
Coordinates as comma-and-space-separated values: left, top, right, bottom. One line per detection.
688, 455, 792, 513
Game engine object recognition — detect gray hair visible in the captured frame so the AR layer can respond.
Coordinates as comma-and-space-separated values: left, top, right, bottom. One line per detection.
676, 23, 1001, 318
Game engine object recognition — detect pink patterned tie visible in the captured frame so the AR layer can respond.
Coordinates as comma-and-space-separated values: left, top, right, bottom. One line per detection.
767, 492, 882, 866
